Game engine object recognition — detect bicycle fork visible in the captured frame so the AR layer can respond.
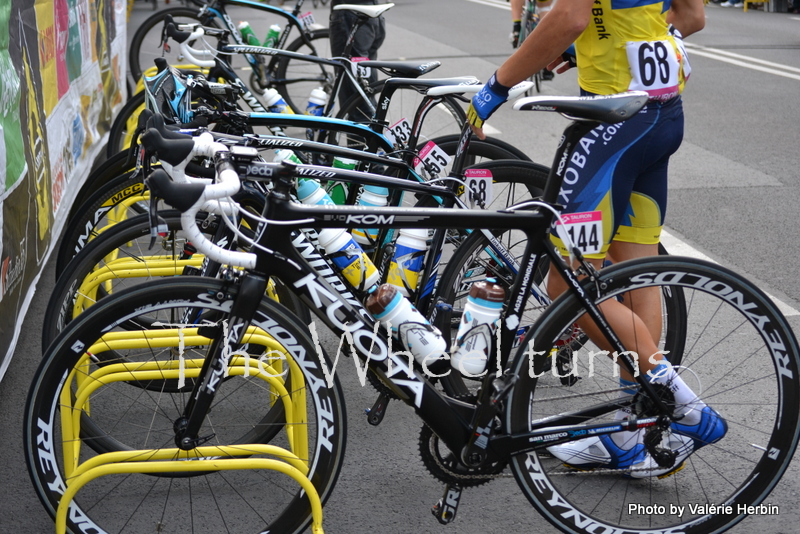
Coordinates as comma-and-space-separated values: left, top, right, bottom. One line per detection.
174, 273, 268, 450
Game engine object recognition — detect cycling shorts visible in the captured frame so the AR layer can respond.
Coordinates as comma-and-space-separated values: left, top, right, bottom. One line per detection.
551, 95, 684, 259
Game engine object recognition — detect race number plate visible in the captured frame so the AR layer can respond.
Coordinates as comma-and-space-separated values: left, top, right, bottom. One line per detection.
463, 169, 493, 208
413, 141, 452, 178
555, 211, 603, 255
385, 117, 412, 148
626, 39, 680, 101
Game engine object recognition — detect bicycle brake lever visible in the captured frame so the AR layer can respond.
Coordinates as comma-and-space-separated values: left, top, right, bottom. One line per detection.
147, 191, 168, 250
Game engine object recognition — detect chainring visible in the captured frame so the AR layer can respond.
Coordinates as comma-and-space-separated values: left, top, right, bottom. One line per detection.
418, 423, 507, 487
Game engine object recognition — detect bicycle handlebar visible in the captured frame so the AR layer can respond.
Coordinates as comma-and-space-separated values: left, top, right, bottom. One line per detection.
145, 132, 256, 268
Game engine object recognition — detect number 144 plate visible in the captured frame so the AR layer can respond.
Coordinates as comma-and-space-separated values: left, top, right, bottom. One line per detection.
555, 211, 603, 255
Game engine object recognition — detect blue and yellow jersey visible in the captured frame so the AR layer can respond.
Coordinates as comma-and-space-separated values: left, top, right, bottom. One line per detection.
575, 0, 690, 100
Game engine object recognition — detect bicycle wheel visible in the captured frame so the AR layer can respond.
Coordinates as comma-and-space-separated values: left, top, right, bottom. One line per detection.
55, 171, 147, 277
270, 28, 332, 115
107, 91, 146, 157
68, 150, 136, 223
432, 161, 686, 396
128, 6, 211, 82
26, 277, 346, 534
334, 79, 466, 151
45, 211, 308, 349
506, 256, 800, 534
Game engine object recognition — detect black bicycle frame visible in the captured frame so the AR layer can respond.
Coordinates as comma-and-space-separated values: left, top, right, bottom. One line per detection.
173, 113, 674, 463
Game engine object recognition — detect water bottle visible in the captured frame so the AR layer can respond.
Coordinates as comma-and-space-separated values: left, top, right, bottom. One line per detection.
323, 156, 356, 206
297, 179, 379, 289
351, 185, 389, 245
296, 178, 335, 206
366, 283, 447, 366
237, 21, 261, 46
451, 277, 506, 375
274, 149, 303, 165
386, 228, 429, 297
306, 87, 328, 117
263, 24, 281, 48
262, 88, 292, 114
317, 228, 380, 290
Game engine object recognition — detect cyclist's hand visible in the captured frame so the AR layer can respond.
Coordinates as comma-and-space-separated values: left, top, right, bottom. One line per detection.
467, 73, 511, 140
547, 43, 577, 74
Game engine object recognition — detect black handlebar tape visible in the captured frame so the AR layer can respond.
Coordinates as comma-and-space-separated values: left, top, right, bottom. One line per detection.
137, 109, 155, 132
149, 113, 196, 140
140, 128, 194, 166
165, 22, 192, 44
145, 169, 206, 213
178, 115, 211, 130
154, 57, 168, 73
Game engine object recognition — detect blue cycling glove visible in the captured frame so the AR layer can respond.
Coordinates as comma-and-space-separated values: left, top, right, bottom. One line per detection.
467, 73, 511, 129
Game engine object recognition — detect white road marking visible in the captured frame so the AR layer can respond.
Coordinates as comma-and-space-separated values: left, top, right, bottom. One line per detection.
662, 229, 799, 316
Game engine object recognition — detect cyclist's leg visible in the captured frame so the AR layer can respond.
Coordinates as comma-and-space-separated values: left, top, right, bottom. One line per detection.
544, 96, 711, 471
547, 96, 684, 357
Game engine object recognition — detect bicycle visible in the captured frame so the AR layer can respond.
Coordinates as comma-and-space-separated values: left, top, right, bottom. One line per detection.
64, 69, 534, 281
127, 0, 329, 99
514, 0, 548, 94
110, 16, 464, 156
46, 82, 544, 347
26, 91, 800, 534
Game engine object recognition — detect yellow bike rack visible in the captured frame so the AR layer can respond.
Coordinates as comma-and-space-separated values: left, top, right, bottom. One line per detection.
55, 445, 324, 534
55, 325, 322, 533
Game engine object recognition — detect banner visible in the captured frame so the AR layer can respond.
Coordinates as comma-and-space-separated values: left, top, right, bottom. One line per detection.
0, 0, 125, 381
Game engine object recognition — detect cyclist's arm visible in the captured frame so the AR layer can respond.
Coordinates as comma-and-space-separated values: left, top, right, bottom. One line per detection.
510, 0, 524, 21
667, 0, 705, 38
495, 0, 591, 87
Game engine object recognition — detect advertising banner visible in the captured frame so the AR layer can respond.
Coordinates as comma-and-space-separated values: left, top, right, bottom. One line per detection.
0, 0, 125, 381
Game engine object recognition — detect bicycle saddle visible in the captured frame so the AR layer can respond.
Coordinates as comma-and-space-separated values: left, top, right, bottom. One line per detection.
333, 3, 395, 18
354, 60, 441, 78
513, 91, 649, 123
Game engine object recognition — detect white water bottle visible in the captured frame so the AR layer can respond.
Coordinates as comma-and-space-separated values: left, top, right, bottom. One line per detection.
351, 185, 390, 245
297, 179, 379, 289
451, 277, 506, 375
296, 178, 335, 206
262, 88, 292, 114
386, 228, 429, 297
366, 283, 447, 366
306, 87, 328, 116
317, 228, 380, 290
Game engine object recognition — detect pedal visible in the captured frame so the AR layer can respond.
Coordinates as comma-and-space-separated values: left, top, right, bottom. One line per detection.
365, 392, 390, 426
431, 484, 463, 525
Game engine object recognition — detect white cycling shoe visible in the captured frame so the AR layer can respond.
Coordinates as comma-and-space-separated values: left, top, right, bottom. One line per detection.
547, 431, 694, 479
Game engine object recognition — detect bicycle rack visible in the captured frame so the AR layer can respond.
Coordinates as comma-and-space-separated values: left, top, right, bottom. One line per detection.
54, 327, 322, 532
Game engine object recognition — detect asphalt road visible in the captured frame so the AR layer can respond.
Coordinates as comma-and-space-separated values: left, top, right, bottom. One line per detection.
2, 1, 799, 532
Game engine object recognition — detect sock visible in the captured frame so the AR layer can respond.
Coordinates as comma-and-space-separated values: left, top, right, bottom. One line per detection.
648, 362, 705, 425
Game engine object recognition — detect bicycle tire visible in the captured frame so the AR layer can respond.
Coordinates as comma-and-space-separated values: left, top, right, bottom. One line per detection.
68, 150, 136, 224
270, 28, 333, 115
107, 90, 147, 157
26, 277, 346, 534
506, 256, 800, 534
128, 6, 212, 82
55, 171, 147, 278
45, 211, 309, 349
334, 78, 467, 151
